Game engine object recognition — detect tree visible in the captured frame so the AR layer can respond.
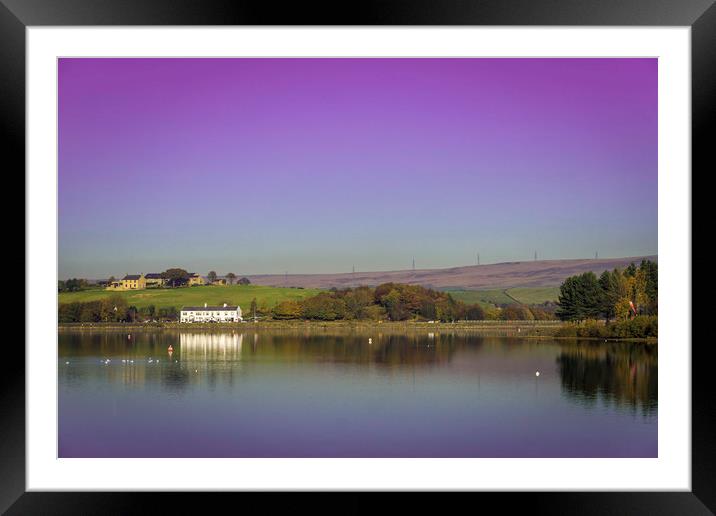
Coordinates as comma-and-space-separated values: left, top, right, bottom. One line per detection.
342, 287, 374, 319
250, 298, 258, 319
207, 271, 217, 284
238, 277, 251, 285
598, 270, 619, 321
58, 302, 82, 322
465, 304, 486, 320
226, 272, 237, 285
302, 293, 347, 320
382, 289, 409, 321
624, 262, 637, 277
420, 299, 438, 320
640, 260, 658, 314
63, 278, 84, 292
161, 268, 190, 287
529, 306, 554, 320
501, 304, 533, 320
79, 301, 102, 322
556, 272, 602, 321
272, 300, 303, 319
158, 306, 179, 321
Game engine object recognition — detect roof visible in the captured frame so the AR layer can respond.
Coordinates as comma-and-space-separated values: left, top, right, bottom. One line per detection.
145, 273, 163, 279
182, 306, 239, 311
123, 274, 142, 280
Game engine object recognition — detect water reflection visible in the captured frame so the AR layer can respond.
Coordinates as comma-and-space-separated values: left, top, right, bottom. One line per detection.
180, 332, 243, 361
557, 342, 657, 415
58, 330, 658, 457
60, 331, 658, 412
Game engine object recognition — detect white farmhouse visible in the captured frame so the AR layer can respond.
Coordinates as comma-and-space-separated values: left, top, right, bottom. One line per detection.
180, 303, 242, 323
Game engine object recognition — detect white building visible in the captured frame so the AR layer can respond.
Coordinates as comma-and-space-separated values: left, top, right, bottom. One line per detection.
180, 303, 242, 323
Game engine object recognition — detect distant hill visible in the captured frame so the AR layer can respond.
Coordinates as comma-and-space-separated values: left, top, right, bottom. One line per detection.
246, 256, 657, 291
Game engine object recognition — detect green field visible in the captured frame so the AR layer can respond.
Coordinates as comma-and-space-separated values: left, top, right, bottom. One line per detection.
506, 287, 560, 305
58, 285, 322, 310
447, 287, 559, 306
446, 289, 513, 307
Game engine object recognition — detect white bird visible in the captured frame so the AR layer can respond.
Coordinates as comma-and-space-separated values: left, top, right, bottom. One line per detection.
65, 361, 69, 365
535, 371, 540, 377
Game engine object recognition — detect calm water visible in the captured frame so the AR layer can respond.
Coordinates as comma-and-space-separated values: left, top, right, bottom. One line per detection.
58, 330, 657, 457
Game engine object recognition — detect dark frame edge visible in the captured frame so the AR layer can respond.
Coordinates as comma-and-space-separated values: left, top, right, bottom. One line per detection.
0, 1, 26, 515
4, 0, 713, 513
691, 1, 716, 513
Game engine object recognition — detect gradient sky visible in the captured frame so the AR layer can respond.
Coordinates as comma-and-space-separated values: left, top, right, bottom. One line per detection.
59, 58, 657, 279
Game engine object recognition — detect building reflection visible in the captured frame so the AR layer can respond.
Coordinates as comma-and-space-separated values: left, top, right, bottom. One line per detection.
179, 332, 244, 361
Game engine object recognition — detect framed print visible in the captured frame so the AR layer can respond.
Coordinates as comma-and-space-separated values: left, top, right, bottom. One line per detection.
5, 0, 713, 513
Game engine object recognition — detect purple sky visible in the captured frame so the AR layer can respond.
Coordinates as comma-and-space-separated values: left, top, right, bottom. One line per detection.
58, 58, 657, 279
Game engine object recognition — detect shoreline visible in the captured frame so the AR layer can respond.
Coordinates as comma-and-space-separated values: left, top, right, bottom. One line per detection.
57, 320, 656, 343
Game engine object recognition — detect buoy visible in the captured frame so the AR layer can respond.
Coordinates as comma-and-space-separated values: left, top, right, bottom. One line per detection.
535, 371, 540, 377
368, 338, 372, 344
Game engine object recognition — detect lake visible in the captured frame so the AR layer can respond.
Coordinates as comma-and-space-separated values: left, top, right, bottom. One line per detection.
58, 329, 657, 458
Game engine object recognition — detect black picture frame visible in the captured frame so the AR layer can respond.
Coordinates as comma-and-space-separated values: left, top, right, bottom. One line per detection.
4, 0, 711, 513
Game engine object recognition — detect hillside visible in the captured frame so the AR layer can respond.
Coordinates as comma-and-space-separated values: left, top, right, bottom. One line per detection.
447, 287, 561, 306
58, 285, 321, 310
246, 256, 656, 291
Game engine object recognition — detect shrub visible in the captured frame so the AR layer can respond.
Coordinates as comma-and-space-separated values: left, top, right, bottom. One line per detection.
608, 315, 657, 338
301, 294, 347, 321
272, 300, 303, 319
556, 316, 657, 339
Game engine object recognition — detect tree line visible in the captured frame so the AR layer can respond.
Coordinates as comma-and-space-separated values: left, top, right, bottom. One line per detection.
162, 268, 251, 287
269, 283, 552, 322
556, 260, 658, 322
58, 296, 179, 323
58, 278, 90, 292
58, 269, 252, 291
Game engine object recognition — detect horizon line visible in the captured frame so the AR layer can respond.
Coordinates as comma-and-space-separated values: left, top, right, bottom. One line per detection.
64, 254, 658, 281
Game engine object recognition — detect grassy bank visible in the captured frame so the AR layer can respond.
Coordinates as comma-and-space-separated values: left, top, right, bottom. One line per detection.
58, 319, 657, 342
58, 284, 321, 310
59, 320, 566, 338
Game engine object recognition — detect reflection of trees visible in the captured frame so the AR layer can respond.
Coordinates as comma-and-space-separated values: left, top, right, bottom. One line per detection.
228, 333, 460, 367
60, 332, 658, 411
557, 343, 657, 415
